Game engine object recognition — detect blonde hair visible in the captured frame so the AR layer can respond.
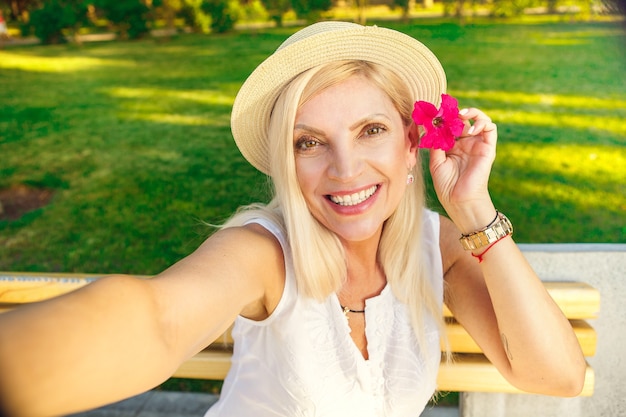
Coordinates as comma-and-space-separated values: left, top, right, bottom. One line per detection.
223, 60, 447, 364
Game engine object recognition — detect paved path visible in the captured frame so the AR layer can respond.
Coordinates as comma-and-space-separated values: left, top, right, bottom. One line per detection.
66, 391, 459, 417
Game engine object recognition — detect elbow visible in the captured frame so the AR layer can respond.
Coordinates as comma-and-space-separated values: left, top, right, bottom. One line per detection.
552, 352, 588, 397
515, 358, 588, 397
557, 359, 588, 397
545, 373, 586, 398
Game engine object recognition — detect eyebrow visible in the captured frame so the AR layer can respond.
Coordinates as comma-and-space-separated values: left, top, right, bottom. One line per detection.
294, 114, 392, 137
293, 124, 326, 137
349, 114, 391, 131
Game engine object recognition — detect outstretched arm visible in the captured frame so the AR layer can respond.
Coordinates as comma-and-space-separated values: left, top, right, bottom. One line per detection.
434, 108, 586, 396
0, 224, 284, 417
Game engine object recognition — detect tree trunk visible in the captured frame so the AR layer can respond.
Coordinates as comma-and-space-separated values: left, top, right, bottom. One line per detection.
357, 0, 367, 25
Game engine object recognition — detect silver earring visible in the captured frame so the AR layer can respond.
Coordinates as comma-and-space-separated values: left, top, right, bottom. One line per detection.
407, 173, 415, 185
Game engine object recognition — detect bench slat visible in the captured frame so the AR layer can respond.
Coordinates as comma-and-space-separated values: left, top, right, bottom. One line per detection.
540, 281, 600, 319
443, 319, 596, 356
0, 273, 599, 356
436, 354, 595, 396
173, 351, 594, 396
0, 273, 600, 319
174, 349, 233, 380
443, 281, 599, 319
206, 319, 596, 357
0, 273, 109, 303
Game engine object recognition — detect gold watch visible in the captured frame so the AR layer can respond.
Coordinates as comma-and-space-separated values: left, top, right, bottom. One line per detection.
459, 212, 513, 251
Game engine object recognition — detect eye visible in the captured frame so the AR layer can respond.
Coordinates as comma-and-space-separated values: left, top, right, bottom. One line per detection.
364, 124, 386, 137
295, 136, 321, 152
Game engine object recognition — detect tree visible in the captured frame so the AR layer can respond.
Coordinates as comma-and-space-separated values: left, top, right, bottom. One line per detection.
547, 0, 559, 13
291, 0, 332, 22
0, 0, 41, 22
29, 0, 89, 44
92, 0, 151, 39
356, 0, 367, 25
442, 0, 469, 18
391, 0, 414, 23
260, 0, 290, 26
603, 0, 626, 14
490, 0, 539, 17
179, 0, 210, 32
153, 0, 182, 31
202, 0, 241, 33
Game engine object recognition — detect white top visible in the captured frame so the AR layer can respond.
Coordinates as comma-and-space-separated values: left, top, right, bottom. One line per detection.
205, 210, 443, 417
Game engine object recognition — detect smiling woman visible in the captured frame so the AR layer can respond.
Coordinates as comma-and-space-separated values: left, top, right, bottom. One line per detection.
0, 20, 599, 417
0, 17, 620, 417
292, 69, 414, 244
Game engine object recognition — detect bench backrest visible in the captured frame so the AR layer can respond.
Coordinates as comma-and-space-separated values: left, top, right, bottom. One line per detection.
0, 272, 599, 395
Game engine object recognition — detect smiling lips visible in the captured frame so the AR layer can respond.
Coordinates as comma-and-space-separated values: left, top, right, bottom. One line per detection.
328, 185, 379, 206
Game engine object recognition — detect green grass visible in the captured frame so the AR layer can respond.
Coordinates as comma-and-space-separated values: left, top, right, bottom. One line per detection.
0, 18, 625, 277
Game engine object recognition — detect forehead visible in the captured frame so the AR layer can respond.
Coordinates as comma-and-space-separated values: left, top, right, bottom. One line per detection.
296, 76, 398, 124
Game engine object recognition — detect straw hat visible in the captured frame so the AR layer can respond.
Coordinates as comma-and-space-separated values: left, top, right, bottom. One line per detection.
231, 21, 447, 175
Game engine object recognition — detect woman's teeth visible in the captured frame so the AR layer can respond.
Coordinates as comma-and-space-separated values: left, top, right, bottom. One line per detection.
329, 185, 378, 206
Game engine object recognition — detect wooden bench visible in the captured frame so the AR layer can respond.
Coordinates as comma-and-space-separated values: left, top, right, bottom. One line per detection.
0, 272, 600, 396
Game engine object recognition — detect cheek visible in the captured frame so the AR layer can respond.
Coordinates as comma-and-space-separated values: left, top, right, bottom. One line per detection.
382, 143, 414, 195
295, 159, 322, 197
376, 140, 412, 174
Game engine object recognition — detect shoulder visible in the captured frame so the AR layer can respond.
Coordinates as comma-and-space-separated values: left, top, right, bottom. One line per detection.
199, 222, 285, 262
201, 222, 286, 286
156, 223, 287, 322
205, 224, 287, 318
237, 222, 286, 272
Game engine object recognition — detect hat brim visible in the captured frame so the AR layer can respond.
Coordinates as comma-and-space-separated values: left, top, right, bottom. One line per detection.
231, 22, 447, 175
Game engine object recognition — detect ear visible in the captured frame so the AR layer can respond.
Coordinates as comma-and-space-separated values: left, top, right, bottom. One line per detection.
408, 123, 421, 150
405, 123, 420, 167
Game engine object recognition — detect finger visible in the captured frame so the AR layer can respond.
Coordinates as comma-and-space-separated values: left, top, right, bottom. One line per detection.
466, 119, 496, 137
458, 107, 491, 122
458, 108, 492, 136
429, 147, 447, 171
482, 121, 498, 146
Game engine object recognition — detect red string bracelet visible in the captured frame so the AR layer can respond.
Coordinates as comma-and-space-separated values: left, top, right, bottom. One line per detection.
472, 235, 511, 263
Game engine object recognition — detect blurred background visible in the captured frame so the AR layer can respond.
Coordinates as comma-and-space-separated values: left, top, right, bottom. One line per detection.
0, 0, 625, 275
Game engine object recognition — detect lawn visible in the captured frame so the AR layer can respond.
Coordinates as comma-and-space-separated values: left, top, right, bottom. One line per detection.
0, 18, 624, 278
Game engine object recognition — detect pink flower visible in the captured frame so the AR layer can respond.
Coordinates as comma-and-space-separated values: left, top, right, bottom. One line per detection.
412, 93, 464, 151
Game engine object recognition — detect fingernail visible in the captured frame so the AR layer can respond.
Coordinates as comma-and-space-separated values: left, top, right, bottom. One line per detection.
459, 108, 469, 115
467, 125, 475, 135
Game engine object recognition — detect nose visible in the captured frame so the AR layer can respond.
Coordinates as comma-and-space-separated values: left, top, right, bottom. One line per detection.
328, 141, 362, 182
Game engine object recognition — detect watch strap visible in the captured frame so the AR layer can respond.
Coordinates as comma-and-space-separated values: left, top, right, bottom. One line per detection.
459, 212, 513, 251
